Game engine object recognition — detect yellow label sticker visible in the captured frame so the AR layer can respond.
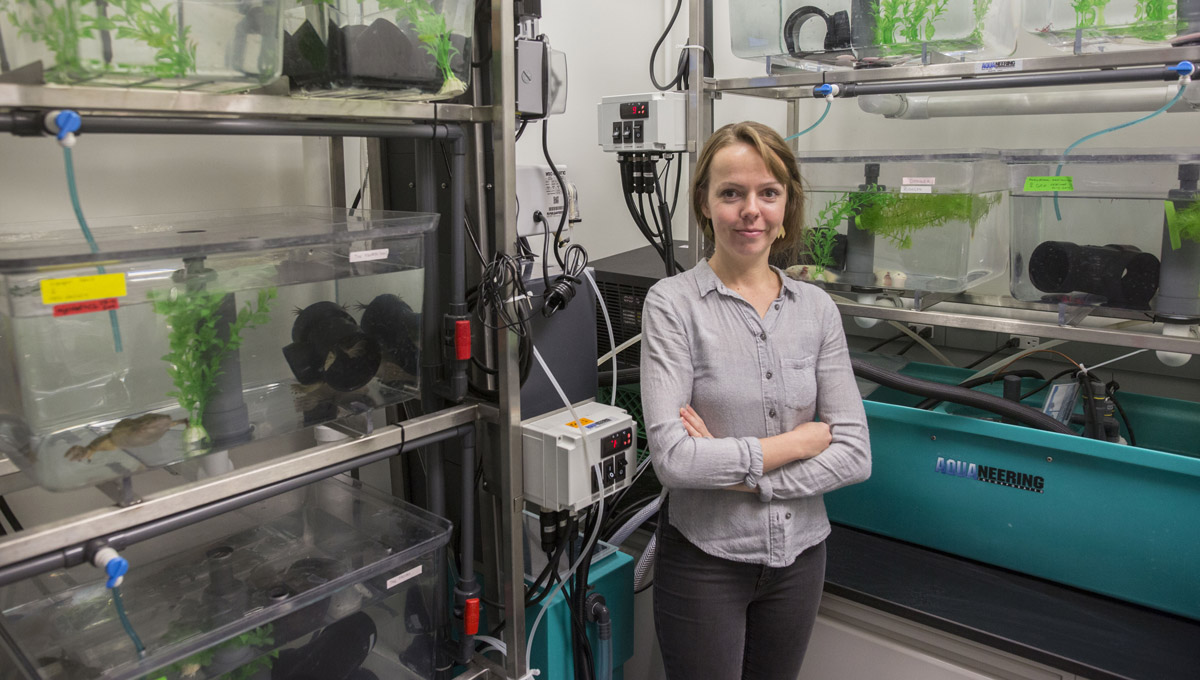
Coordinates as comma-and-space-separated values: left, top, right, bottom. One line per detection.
566, 418, 594, 429
1023, 176, 1074, 192
40, 273, 127, 305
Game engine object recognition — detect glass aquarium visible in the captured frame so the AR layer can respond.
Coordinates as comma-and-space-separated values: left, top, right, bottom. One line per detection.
1007, 149, 1200, 318
282, 0, 473, 101
0, 476, 451, 680
789, 150, 1009, 294
728, 0, 1018, 70
1022, 0, 1189, 52
0, 0, 284, 91
0, 207, 437, 492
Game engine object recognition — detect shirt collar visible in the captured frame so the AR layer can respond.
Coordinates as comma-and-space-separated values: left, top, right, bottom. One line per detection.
694, 258, 802, 300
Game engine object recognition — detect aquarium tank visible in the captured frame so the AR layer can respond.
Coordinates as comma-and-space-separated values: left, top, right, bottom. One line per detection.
282, 0, 473, 101
0, 476, 451, 680
728, 0, 1018, 70
0, 0, 284, 91
790, 150, 1008, 294
0, 207, 437, 492
1022, 0, 1195, 52
1007, 148, 1200, 318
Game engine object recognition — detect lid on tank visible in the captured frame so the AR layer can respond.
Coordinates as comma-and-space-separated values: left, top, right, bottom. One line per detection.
0, 207, 439, 271
796, 148, 1003, 163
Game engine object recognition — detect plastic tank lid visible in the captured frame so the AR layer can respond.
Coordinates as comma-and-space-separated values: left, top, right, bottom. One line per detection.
1004, 148, 1200, 163
795, 149, 1003, 163
0, 206, 438, 272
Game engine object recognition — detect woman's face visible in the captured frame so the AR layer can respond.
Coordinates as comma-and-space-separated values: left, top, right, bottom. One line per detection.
702, 142, 787, 266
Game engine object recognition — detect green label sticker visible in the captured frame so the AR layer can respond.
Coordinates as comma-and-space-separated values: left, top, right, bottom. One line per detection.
1024, 176, 1074, 192
1165, 200, 1183, 251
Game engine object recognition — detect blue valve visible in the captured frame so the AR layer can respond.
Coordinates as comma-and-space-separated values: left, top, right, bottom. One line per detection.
105, 556, 129, 588
1169, 61, 1195, 78
814, 84, 835, 98
53, 110, 81, 141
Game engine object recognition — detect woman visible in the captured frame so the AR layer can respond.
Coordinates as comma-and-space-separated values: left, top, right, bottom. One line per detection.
641, 121, 871, 680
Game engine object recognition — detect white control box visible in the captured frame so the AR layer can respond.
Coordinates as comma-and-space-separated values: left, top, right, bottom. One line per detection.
597, 92, 687, 153
522, 400, 636, 512
515, 164, 569, 237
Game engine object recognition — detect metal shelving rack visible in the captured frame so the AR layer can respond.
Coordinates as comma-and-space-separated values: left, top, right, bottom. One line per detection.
0, 0, 528, 677
686, 19, 1200, 356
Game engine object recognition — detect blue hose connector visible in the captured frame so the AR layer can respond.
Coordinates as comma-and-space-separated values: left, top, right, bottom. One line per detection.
54, 110, 82, 141
105, 556, 129, 588
1170, 61, 1195, 78
814, 84, 836, 98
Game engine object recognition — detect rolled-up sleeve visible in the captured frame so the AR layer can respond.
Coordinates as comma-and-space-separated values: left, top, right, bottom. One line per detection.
763, 295, 871, 499
641, 285, 767, 491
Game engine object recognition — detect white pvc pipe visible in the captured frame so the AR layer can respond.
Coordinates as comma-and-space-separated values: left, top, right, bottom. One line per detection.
859, 82, 1199, 119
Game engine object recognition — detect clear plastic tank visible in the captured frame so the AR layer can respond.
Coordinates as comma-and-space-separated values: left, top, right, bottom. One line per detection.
728, 0, 1018, 69
1007, 149, 1200, 318
0, 207, 437, 492
0, 476, 451, 680
0, 0, 284, 91
281, 0, 473, 101
1022, 0, 1192, 52
789, 150, 1009, 294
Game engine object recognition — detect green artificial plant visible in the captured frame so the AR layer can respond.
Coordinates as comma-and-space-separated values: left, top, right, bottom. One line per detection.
1071, 0, 1113, 29
1, 0, 114, 80
872, 0, 950, 45
802, 190, 892, 280
1129, 0, 1177, 41
148, 287, 275, 450
159, 625, 278, 680
107, 0, 196, 78
856, 191, 1000, 249
383, 0, 465, 96
1168, 199, 1200, 248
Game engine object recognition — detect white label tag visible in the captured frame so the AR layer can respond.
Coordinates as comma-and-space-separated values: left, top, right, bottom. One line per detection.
901, 185, 933, 194
902, 177, 936, 186
350, 248, 389, 263
385, 565, 423, 590
975, 59, 1023, 74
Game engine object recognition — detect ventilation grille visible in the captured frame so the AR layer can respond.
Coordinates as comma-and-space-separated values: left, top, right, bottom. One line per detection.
595, 280, 650, 368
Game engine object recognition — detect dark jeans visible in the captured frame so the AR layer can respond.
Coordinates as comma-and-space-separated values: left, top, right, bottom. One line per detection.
653, 516, 826, 680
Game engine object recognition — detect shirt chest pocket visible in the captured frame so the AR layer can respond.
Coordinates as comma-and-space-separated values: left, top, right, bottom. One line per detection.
782, 356, 817, 412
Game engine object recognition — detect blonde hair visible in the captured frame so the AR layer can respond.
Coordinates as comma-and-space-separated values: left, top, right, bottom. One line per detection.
691, 121, 805, 262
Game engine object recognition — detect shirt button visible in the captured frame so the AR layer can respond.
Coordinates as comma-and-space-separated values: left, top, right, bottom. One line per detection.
769, 408, 777, 418
775, 304, 780, 310
785, 512, 793, 520
766, 371, 773, 379
760, 332, 767, 340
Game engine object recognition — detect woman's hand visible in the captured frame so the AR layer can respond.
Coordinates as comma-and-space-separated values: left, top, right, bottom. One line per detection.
680, 405, 713, 439
788, 421, 832, 460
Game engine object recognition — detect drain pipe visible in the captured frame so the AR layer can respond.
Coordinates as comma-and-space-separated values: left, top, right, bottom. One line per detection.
860, 81, 1200, 119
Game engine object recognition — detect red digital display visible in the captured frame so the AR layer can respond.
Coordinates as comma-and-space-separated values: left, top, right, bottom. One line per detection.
619, 102, 650, 120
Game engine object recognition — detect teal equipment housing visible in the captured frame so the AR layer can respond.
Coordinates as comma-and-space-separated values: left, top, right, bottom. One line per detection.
826, 361, 1200, 620
525, 546, 634, 679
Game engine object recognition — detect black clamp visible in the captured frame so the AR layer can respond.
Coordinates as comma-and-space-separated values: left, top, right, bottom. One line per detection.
783, 6, 852, 58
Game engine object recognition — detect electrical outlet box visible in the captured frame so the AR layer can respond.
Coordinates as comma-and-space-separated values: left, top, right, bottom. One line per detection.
522, 400, 636, 512
597, 92, 687, 153
1010, 334, 1040, 350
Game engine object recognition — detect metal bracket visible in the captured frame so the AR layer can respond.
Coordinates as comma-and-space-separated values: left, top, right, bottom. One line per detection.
913, 290, 954, 311
1074, 28, 1085, 56
96, 476, 142, 508
0, 62, 45, 86
1058, 301, 1095, 327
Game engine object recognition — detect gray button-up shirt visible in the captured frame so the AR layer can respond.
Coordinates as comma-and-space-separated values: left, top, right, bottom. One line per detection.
642, 259, 871, 567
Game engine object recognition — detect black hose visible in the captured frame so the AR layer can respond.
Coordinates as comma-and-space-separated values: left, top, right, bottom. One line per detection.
914, 369, 1045, 411
853, 359, 1077, 436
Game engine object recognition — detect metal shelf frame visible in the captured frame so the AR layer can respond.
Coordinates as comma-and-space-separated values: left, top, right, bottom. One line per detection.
0, 2, 528, 676
687, 4, 1200, 356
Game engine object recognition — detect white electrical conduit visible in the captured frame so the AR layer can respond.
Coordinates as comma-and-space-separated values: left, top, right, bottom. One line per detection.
608, 494, 664, 547
859, 81, 1200, 119
585, 270, 618, 405
598, 333, 642, 366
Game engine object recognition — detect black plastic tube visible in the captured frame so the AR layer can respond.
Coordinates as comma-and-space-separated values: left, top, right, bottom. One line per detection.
852, 359, 1076, 436
829, 65, 1184, 99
